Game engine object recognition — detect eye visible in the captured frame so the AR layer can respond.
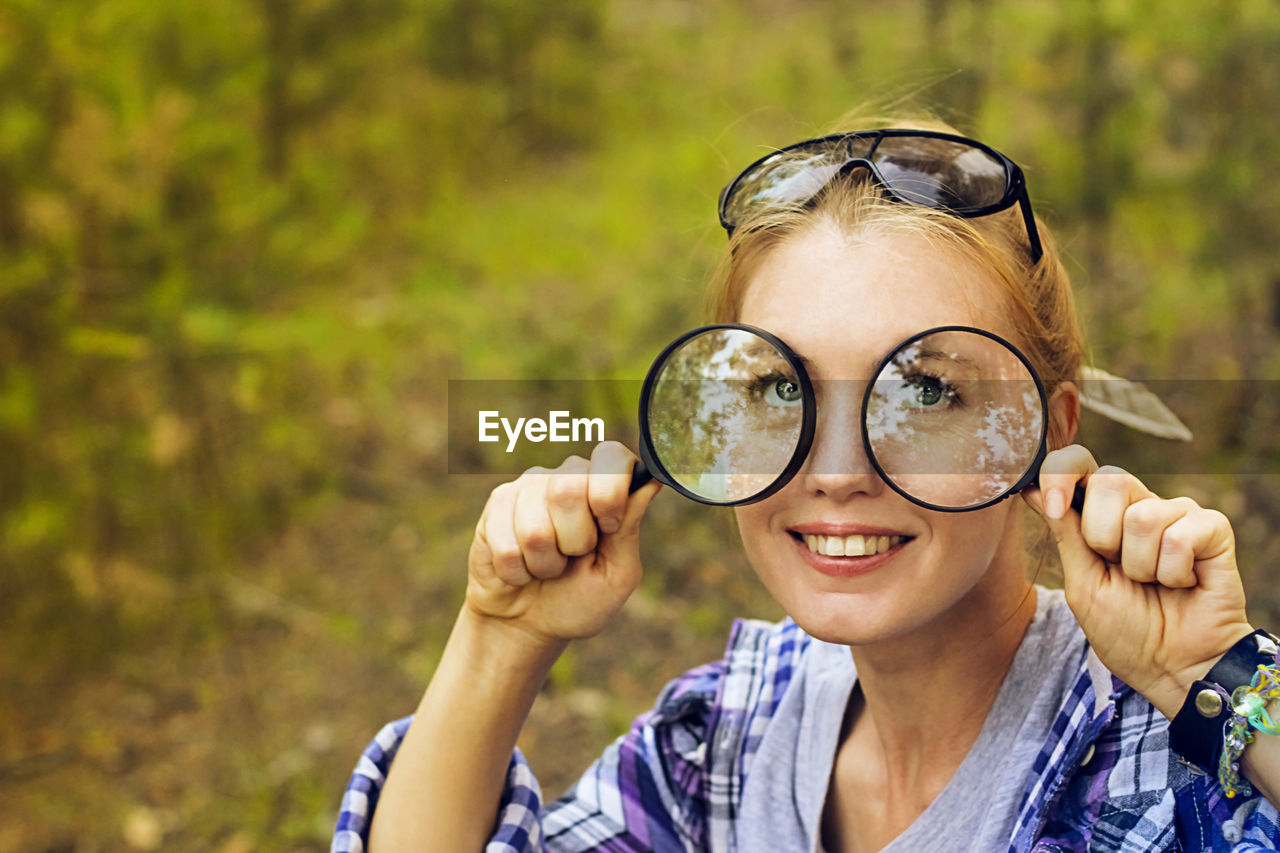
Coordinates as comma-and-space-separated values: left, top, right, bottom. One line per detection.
900, 374, 956, 408
749, 372, 803, 407
769, 377, 803, 405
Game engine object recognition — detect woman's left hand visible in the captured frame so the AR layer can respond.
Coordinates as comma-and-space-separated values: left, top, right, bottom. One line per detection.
1024, 444, 1255, 720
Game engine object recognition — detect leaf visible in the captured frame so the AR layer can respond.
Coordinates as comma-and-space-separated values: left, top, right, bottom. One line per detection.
1077, 365, 1193, 441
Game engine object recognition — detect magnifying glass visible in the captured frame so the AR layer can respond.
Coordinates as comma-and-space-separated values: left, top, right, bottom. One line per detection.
630, 324, 1084, 513
634, 325, 816, 505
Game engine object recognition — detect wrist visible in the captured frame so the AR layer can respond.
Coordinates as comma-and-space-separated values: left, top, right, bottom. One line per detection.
1168, 628, 1279, 777
455, 605, 570, 680
1147, 640, 1252, 720
1146, 671, 1213, 722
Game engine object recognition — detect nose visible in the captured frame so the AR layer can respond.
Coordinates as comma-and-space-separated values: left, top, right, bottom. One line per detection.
800, 380, 884, 502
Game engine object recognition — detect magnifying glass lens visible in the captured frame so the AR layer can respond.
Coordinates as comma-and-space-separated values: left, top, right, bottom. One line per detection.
865, 329, 1044, 510
644, 327, 808, 504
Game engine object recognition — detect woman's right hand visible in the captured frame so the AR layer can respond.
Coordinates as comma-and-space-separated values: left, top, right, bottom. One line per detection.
466, 441, 663, 645
370, 443, 661, 851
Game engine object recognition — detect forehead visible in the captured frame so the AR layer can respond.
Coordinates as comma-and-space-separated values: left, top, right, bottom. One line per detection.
736, 226, 1018, 376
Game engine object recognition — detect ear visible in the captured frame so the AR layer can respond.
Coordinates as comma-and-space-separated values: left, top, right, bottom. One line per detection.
1047, 380, 1080, 449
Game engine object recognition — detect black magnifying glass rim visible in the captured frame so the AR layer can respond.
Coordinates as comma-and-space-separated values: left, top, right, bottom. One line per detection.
860, 324, 1050, 513
637, 323, 817, 506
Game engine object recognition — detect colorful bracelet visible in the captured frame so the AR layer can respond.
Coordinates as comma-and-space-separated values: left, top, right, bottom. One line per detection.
1218, 661, 1280, 798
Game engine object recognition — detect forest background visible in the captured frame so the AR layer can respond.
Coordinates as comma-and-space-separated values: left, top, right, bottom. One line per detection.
3, 0, 1280, 849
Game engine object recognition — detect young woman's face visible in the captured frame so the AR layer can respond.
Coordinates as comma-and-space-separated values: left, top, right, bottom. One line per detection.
733, 224, 1035, 646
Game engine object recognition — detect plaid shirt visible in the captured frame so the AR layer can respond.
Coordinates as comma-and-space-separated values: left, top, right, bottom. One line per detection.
332, 617, 1280, 852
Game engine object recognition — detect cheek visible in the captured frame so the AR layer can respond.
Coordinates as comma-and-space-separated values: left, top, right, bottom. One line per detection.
925, 502, 1021, 580
732, 501, 793, 590
733, 503, 773, 555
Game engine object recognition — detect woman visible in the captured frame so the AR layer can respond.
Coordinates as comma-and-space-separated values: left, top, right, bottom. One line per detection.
333, 118, 1280, 852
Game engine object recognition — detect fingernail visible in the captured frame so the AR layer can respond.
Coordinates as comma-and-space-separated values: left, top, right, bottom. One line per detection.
1045, 488, 1065, 520
599, 517, 621, 535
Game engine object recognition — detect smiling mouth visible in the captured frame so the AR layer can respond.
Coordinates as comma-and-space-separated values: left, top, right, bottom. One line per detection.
793, 532, 908, 557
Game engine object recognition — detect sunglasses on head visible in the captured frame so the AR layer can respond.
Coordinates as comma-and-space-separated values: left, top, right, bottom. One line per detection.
717, 129, 1044, 264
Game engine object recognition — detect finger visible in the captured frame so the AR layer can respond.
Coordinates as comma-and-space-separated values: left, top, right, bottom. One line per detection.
616, 476, 662, 537
1156, 507, 1233, 589
1026, 446, 1107, 612
1033, 495, 1106, 613
1119, 496, 1196, 584
592, 475, 662, 595
1036, 444, 1099, 520
544, 456, 598, 556
480, 480, 534, 588
587, 441, 638, 535
1079, 466, 1156, 564
512, 474, 570, 580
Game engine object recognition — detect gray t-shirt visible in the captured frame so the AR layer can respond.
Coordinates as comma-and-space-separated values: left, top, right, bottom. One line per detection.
734, 587, 1087, 852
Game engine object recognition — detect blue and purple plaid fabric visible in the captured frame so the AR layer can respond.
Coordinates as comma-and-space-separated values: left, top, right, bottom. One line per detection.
332, 617, 1280, 852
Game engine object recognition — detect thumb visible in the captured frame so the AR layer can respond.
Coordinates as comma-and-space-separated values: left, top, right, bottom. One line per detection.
596, 479, 662, 573
616, 479, 662, 536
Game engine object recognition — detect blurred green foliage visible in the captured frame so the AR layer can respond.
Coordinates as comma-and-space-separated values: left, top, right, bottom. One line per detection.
2, 0, 1279, 848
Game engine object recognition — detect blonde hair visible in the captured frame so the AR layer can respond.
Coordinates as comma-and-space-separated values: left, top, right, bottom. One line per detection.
706, 117, 1083, 450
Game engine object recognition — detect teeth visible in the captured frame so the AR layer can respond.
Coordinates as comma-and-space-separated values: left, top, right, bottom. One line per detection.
803, 533, 903, 557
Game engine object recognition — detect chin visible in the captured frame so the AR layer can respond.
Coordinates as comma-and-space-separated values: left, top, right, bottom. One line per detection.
774, 584, 934, 647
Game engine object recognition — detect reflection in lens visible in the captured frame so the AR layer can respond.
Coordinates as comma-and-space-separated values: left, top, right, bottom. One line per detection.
865, 329, 1044, 509
725, 137, 878, 227
644, 328, 806, 504
871, 136, 1007, 211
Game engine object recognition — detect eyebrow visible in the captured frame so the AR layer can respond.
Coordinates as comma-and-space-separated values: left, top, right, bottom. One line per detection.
763, 344, 846, 377
902, 346, 979, 370
785, 345, 981, 382
745, 342, 979, 378
742, 342, 812, 370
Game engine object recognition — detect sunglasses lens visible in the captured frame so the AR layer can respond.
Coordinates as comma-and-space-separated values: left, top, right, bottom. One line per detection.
870, 136, 1009, 212
865, 329, 1044, 510
722, 137, 878, 229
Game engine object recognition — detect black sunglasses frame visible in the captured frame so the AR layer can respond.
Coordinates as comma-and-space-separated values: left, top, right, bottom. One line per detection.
717, 129, 1044, 264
